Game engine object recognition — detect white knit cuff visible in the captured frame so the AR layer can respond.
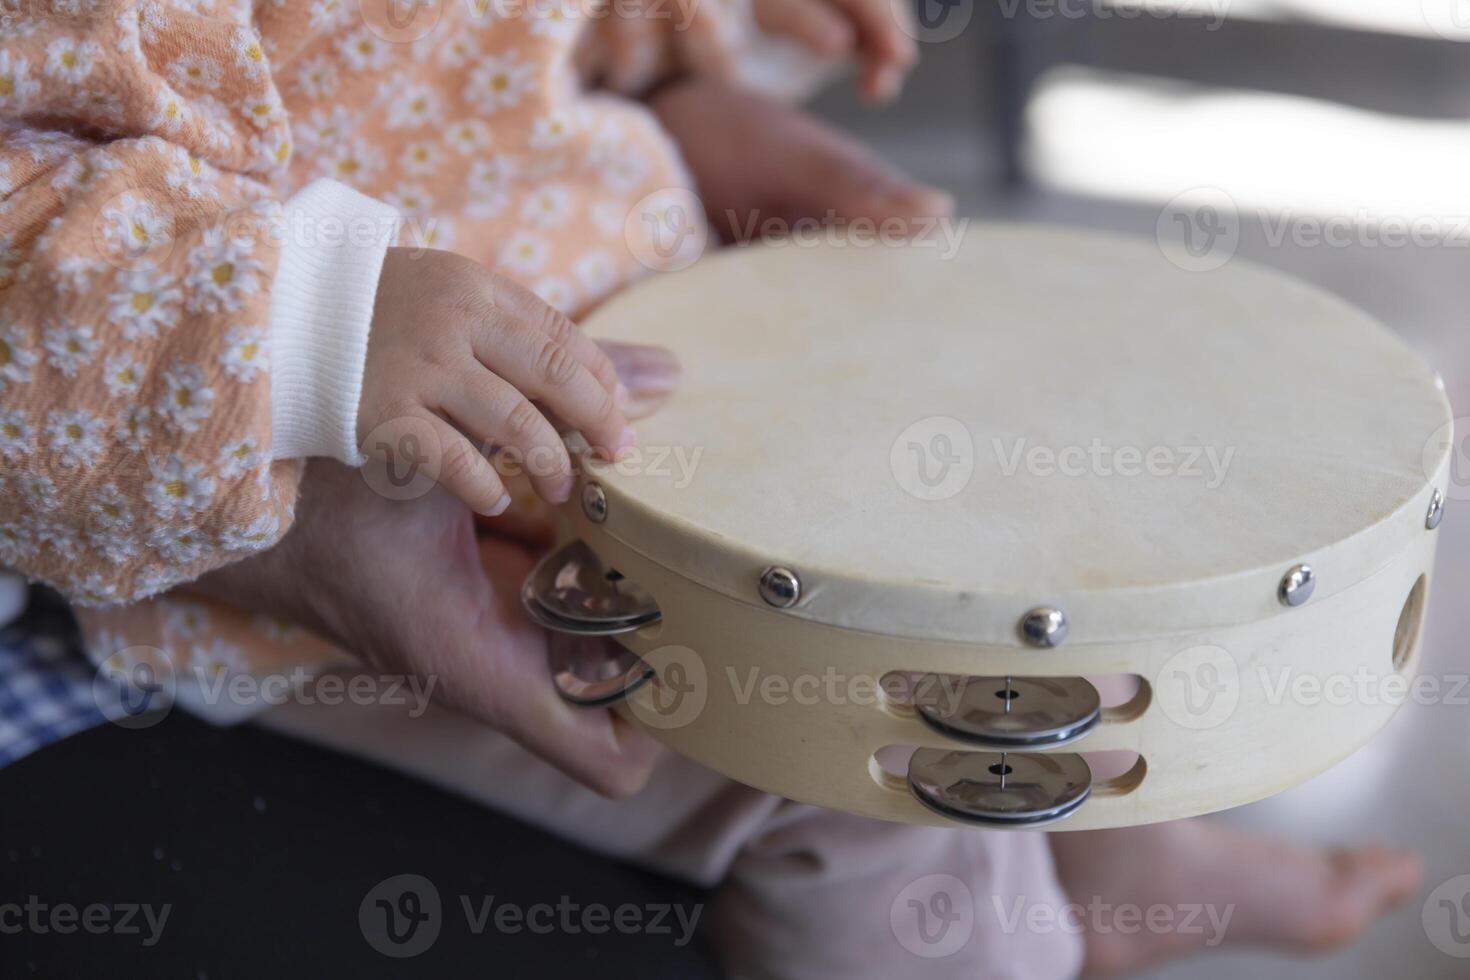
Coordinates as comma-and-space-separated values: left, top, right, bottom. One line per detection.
268, 179, 400, 465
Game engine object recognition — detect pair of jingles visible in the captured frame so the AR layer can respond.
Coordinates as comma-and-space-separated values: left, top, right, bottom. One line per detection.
522, 227, 1453, 831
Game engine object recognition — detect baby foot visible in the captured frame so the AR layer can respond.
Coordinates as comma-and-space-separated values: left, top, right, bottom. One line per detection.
1048, 819, 1422, 976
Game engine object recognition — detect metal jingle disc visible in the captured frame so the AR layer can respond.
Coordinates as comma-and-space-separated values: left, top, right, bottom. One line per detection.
907, 749, 1092, 828
913, 675, 1101, 749
521, 540, 662, 637
548, 633, 656, 707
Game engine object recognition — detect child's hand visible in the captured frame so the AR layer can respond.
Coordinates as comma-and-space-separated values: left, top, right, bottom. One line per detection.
360, 248, 634, 516
753, 0, 919, 103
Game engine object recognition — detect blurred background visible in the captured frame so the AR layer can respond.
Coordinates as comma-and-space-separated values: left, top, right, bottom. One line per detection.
809, 3, 1470, 975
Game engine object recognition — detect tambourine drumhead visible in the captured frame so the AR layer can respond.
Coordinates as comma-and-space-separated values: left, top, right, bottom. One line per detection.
547, 226, 1451, 831
579, 227, 1450, 644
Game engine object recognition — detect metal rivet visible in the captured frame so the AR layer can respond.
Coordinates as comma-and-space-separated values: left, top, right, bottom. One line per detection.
1279, 564, 1315, 607
1020, 607, 1068, 648
1427, 489, 1444, 531
758, 566, 801, 608
581, 482, 607, 524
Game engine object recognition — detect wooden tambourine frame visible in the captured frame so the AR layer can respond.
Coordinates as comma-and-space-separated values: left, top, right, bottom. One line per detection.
523, 227, 1453, 831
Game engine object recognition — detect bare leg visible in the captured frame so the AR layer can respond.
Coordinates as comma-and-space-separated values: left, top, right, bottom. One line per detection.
1049, 820, 1422, 976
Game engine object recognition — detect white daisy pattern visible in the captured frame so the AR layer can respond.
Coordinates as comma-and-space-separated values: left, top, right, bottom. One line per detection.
148, 524, 210, 565
108, 268, 182, 340
0, 321, 39, 390
464, 52, 535, 114
337, 28, 393, 72
0, 50, 41, 110
185, 235, 261, 314
0, 408, 31, 459
216, 436, 265, 480
157, 361, 215, 433
115, 405, 152, 452
383, 81, 442, 130
45, 409, 106, 467
293, 55, 338, 98
97, 192, 173, 267
446, 119, 490, 155
44, 37, 100, 83
146, 455, 215, 519
102, 352, 144, 397
218, 326, 267, 382
42, 320, 99, 377
521, 184, 573, 228
168, 53, 222, 91
499, 233, 550, 276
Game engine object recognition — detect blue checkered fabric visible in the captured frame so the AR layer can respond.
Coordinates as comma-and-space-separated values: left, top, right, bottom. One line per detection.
0, 594, 108, 769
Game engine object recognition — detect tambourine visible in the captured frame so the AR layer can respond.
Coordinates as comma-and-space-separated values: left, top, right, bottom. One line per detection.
522, 226, 1452, 831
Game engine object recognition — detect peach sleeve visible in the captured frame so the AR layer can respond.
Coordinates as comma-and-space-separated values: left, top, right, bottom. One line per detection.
0, 5, 395, 606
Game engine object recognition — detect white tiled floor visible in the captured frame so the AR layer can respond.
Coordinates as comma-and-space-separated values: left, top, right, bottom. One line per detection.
811, 20, 1470, 977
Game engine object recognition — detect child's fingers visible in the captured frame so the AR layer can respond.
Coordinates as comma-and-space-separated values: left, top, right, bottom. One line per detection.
755, 0, 856, 57
467, 310, 632, 460
436, 369, 574, 504
831, 0, 918, 102
365, 409, 511, 516
495, 278, 626, 404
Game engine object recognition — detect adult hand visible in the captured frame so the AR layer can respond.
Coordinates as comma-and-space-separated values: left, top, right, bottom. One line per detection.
650, 78, 955, 239
191, 343, 680, 799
